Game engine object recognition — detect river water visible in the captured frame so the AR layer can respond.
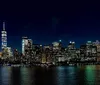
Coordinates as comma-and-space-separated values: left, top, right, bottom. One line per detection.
0, 65, 100, 85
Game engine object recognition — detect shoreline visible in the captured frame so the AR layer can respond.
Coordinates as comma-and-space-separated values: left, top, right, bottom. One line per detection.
1, 63, 100, 67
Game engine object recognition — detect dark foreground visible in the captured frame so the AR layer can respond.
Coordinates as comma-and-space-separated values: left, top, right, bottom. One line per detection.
0, 65, 100, 85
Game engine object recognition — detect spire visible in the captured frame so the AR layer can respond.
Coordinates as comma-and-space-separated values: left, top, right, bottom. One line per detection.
3, 22, 5, 31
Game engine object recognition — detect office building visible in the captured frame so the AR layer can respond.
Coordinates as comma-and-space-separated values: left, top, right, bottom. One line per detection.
2, 47, 12, 58
91, 46, 97, 57
7, 47, 13, 57
52, 42, 59, 50
68, 41, 75, 50
80, 45, 86, 57
93, 40, 100, 56
76, 49, 80, 58
1, 22, 7, 49
86, 41, 92, 57
22, 37, 33, 55
42, 53, 46, 63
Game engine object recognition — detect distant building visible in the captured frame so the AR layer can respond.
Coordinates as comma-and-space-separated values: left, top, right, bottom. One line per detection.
68, 41, 75, 50
42, 53, 46, 63
59, 40, 62, 50
1, 47, 12, 58
86, 41, 93, 57
80, 45, 86, 57
7, 47, 13, 57
93, 40, 100, 57
44, 45, 50, 50
86, 41, 92, 45
67, 41, 76, 58
76, 49, 80, 58
1, 22, 7, 49
0, 52, 2, 57
13, 49, 19, 57
93, 40, 100, 46
32, 44, 40, 51
22, 37, 28, 55
52, 42, 60, 50
22, 37, 33, 55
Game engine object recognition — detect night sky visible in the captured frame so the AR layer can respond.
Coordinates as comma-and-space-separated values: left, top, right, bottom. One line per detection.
0, 1, 100, 51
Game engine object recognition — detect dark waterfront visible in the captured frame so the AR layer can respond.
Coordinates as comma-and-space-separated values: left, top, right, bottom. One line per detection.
0, 66, 100, 85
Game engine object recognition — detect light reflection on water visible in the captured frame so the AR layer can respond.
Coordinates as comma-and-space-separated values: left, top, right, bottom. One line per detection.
85, 66, 95, 85
20, 67, 33, 85
0, 66, 100, 85
0, 66, 12, 85
55, 66, 77, 85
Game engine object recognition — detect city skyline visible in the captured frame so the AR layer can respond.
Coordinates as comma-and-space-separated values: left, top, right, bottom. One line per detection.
0, 1, 100, 85
0, 21, 100, 52
0, 1, 100, 51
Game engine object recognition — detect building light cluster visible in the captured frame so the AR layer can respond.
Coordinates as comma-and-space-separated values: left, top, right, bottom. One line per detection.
0, 22, 100, 65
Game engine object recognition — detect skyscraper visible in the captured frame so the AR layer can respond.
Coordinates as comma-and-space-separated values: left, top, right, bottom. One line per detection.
22, 37, 28, 55
86, 41, 92, 57
1, 22, 7, 50
68, 41, 75, 50
80, 45, 86, 57
22, 37, 33, 55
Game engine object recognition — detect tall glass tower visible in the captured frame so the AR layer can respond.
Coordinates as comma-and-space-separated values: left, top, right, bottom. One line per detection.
1, 22, 7, 49
22, 37, 33, 55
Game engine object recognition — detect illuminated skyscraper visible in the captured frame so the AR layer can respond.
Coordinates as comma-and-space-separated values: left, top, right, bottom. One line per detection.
1, 22, 7, 49
22, 37, 28, 55
22, 37, 33, 55
86, 41, 92, 56
80, 45, 86, 57
7, 47, 13, 57
68, 41, 75, 49
52, 42, 59, 51
93, 40, 100, 57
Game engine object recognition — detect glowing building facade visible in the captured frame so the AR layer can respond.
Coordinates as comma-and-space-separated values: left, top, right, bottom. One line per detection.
80, 45, 86, 57
22, 37, 28, 55
93, 40, 100, 56
52, 42, 59, 50
22, 37, 33, 55
7, 47, 13, 57
86, 41, 92, 57
68, 41, 75, 49
1, 22, 7, 49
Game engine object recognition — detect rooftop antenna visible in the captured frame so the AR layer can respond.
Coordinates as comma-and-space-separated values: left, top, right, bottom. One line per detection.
3, 22, 5, 31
